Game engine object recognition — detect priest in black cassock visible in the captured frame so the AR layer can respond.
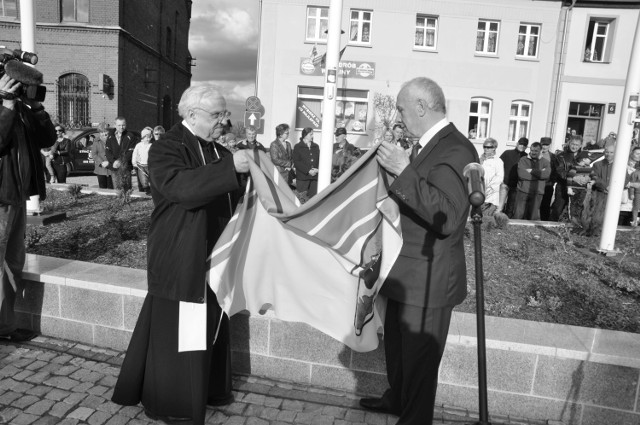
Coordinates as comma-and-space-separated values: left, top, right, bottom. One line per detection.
112, 85, 250, 424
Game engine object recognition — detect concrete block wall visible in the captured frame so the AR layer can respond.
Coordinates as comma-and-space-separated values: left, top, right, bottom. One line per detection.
19, 254, 640, 425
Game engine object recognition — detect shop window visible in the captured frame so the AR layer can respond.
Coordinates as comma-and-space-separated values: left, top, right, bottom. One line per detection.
516, 24, 540, 58
584, 18, 614, 63
508, 101, 532, 142
349, 9, 372, 45
57, 73, 91, 128
61, 0, 89, 22
414, 15, 438, 50
566, 101, 603, 143
306, 6, 329, 43
476, 20, 499, 55
1, 0, 17, 17
296, 86, 369, 133
468, 97, 492, 139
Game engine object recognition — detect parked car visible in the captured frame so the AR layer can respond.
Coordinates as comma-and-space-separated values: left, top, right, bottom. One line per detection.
66, 127, 99, 174
65, 128, 140, 175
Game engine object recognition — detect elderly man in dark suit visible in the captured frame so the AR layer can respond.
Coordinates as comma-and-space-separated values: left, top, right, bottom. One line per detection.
360, 77, 478, 424
105, 116, 138, 189
112, 85, 250, 425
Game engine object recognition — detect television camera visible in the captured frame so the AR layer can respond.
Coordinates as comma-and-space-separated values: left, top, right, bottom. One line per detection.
0, 46, 46, 102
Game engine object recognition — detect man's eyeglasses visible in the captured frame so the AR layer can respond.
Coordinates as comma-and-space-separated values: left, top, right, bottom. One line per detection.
193, 107, 227, 121
55, 129, 63, 132
483, 145, 495, 149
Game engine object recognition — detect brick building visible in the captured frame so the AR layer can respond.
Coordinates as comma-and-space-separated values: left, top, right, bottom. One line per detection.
0, 0, 192, 131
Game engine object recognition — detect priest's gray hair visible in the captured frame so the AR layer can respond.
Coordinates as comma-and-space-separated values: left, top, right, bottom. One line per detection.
178, 85, 225, 118
402, 77, 446, 114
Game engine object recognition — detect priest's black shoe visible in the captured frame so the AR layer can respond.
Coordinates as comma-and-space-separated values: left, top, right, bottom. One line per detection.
207, 393, 234, 407
359, 397, 400, 415
143, 408, 192, 424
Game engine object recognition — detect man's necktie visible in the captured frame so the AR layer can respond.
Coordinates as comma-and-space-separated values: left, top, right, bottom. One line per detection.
410, 143, 421, 162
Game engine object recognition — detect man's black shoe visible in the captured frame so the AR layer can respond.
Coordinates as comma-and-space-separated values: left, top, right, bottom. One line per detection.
207, 393, 234, 407
359, 397, 400, 415
0, 328, 37, 342
143, 408, 192, 424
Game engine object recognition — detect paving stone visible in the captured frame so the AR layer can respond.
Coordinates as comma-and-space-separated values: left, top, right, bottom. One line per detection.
44, 388, 71, 401
282, 399, 305, 411
12, 394, 40, 409
364, 411, 389, 425
264, 395, 283, 408
25, 371, 51, 384
243, 392, 267, 405
104, 414, 131, 425
0, 364, 20, 377
221, 402, 247, 416
310, 416, 335, 425
33, 416, 61, 425
11, 412, 40, 425
52, 365, 80, 376
87, 385, 109, 396
25, 399, 56, 415
51, 354, 74, 364
43, 376, 80, 390
225, 416, 247, 425
13, 380, 35, 393
99, 374, 118, 387
72, 381, 94, 393
87, 409, 112, 425
50, 401, 75, 418
344, 409, 365, 422
63, 391, 87, 405
258, 406, 280, 420
0, 390, 21, 404
293, 411, 315, 424
119, 404, 143, 418
243, 403, 265, 418
25, 385, 51, 397
26, 360, 48, 370
322, 405, 347, 419
246, 417, 269, 425
35, 351, 58, 362
0, 406, 21, 422
276, 409, 297, 422
95, 400, 122, 414
14, 369, 36, 380
209, 410, 230, 424
80, 394, 107, 409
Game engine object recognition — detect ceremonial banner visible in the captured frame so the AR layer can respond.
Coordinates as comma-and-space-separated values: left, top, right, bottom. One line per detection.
208, 147, 402, 352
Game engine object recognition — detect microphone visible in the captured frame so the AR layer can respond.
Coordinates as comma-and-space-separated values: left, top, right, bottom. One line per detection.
12, 49, 38, 65
4, 59, 43, 85
463, 162, 485, 207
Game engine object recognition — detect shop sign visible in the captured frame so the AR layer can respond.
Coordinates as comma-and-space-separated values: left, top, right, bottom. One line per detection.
299, 58, 376, 79
297, 100, 321, 129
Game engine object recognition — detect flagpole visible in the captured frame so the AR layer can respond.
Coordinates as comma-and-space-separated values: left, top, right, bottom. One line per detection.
318, 0, 343, 193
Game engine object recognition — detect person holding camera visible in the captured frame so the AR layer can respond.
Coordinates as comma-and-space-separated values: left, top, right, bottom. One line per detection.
50, 125, 72, 183
0, 73, 56, 342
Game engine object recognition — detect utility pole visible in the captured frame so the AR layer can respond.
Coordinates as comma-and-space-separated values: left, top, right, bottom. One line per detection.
21, 0, 41, 215
317, 0, 343, 192
598, 11, 640, 254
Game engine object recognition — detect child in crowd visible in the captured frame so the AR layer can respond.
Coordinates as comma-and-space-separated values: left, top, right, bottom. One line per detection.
131, 127, 153, 194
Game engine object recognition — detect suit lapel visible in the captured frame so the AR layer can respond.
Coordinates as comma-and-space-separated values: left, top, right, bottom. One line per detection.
181, 124, 207, 166
412, 123, 455, 167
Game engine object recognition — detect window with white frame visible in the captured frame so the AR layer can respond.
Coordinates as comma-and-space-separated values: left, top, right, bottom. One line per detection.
516, 24, 540, 58
306, 6, 329, 43
0, 0, 17, 17
349, 9, 372, 44
476, 20, 499, 54
468, 98, 492, 139
414, 15, 438, 50
296, 86, 369, 133
584, 18, 614, 62
62, 0, 89, 22
508, 101, 532, 142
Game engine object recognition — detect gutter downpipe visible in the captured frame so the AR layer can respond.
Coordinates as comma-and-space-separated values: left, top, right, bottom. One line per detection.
255, 0, 262, 96
549, 1, 575, 144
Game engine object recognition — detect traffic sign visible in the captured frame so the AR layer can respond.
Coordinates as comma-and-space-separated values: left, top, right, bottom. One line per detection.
244, 112, 262, 130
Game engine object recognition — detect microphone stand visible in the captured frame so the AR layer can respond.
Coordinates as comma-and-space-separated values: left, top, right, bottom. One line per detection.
469, 201, 491, 425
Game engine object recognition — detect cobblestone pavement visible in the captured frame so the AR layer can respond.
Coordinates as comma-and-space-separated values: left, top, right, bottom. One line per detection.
0, 336, 498, 425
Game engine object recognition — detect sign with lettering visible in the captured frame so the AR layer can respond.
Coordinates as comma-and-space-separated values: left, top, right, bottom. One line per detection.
608, 103, 616, 114
296, 100, 321, 129
299, 58, 376, 79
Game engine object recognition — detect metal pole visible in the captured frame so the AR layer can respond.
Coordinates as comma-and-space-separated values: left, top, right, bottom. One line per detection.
469, 206, 491, 425
20, 0, 41, 215
598, 11, 640, 253
317, 0, 343, 192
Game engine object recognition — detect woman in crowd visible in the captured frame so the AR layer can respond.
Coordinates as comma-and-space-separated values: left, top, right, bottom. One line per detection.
627, 146, 640, 226
293, 127, 319, 197
153, 125, 165, 141
90, 122, 114, 189
50, 125, 72, 183
270, 123, 294, 186
480, 137, 504, 211
132, 127, 154, 194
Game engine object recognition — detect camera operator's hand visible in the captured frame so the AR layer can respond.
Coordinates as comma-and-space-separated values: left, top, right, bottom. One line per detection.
0, 74, 21, 110
113, 159, 121, 169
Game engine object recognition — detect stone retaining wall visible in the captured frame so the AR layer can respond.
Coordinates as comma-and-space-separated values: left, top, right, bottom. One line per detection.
18, 254, 640, 425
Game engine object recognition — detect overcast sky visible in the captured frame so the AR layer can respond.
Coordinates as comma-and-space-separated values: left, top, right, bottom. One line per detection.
189, 0, 259, 127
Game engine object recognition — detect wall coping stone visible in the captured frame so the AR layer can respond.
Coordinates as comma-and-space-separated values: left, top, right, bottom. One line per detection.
23, 253, 640, 369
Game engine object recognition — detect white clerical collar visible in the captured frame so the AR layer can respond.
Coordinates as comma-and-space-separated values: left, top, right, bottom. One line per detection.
417, 118, 449, 155
182, 119, 196, 136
